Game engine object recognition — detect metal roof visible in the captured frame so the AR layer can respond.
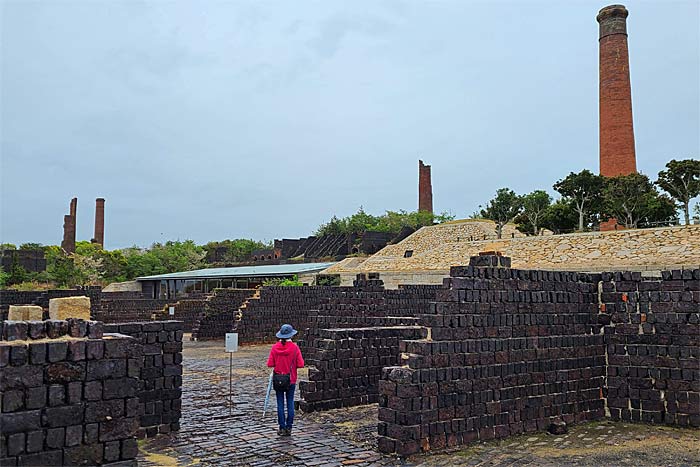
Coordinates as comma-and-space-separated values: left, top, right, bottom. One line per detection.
135, 262, 336, 281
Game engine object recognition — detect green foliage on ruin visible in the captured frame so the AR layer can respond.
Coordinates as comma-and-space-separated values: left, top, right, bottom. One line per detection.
263, 274, 303, 287
122, 240, 205, 279
315, 207, 455, 237
203, 239, 272, 264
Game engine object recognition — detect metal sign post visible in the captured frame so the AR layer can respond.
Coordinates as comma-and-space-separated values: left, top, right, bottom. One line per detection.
225, 333, 239, 415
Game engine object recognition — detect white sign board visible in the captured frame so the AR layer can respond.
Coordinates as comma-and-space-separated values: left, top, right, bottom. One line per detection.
225, 333, 239, 353
168, 306, 175, 316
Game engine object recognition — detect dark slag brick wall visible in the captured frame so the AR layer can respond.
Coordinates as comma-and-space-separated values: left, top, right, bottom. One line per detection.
601, 270, 700, 426
300, 326, 428, 412
0, 319, 141, 466
103, 321, 184, 438
375, 256, 699, 456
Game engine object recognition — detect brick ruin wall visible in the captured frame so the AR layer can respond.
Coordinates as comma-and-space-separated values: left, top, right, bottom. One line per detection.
300, 326, 428, 412
373, 256, 699, 456
190, 289, 256, 340
1, 288, 103, 321
231, 281, 439, 348
103, 322, 183, 437
0, 319, 142, 466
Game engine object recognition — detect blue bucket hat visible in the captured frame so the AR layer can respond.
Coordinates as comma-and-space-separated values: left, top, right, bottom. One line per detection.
276, 324, 298, 339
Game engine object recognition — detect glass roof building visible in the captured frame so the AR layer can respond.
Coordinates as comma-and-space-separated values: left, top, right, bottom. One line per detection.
136, 262, 336, 299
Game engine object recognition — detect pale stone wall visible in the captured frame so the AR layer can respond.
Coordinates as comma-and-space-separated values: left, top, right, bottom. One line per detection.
48, 296, 91, 320
103, 280, 142, 292
324, 225, 700, 288
8, 305, 43, 321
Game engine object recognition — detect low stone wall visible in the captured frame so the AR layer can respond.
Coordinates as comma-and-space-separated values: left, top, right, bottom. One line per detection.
326, 225, 700, 286
0, 319, 141, 466
0, 288, 102, 321
103, 321, 184, 438
300, 326, 428, 412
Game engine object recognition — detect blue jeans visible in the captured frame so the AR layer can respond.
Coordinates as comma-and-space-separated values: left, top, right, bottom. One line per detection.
275, 384, 295, 429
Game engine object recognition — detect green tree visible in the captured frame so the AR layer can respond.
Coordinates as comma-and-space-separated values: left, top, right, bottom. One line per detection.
0, 266, 9, 288
518, 190, 551, 235
480, 188, 523, 239
315, 208, 453, 237
540, 199, 578, 234
123, 240, 205, 279
7, 252, 28, 285
602, 173, 676, 229
553, 170, 605, 231
0, 243, 17, 250
45, 246, 80, 287
656, 159, 700, 225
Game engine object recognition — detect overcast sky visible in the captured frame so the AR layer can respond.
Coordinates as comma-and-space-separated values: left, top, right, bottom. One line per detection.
1, 0, 698, 249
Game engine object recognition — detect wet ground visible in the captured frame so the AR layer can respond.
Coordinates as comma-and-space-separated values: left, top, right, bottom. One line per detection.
138, 338, 700, 467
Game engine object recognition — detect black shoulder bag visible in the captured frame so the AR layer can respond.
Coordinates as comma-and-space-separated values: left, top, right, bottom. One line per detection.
272, 348, 296, 392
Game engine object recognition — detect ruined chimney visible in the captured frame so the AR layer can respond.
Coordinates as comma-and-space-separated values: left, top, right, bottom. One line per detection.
92, 198, 105, 247
418, 160, 433, 214
597, 4, 637, 177
61, 198, 77, 254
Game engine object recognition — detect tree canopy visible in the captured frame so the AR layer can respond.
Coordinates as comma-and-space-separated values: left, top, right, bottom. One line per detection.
656, 158, 700, 225
315, 207, 454, 237
480, 188, 523, 239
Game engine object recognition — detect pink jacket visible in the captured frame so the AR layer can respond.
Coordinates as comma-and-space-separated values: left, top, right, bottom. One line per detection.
267, 341, 305, 384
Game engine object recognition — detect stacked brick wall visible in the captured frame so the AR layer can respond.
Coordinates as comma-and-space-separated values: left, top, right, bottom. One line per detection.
190, 289, 256, 340
601, 270, 700, 426
103, 321, 184, 438
0, 319, 141, 466
0, 291, 44, 320
234, 287, 328, 344
234, 281, 439, 348
163, 299, 208, 333
94, 299, 171, 324
300, 326, 428, 412
1, 288, 102, 321
377, 256, 606, 456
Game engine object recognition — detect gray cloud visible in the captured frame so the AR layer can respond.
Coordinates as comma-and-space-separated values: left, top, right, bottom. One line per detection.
1, 0, 698, 249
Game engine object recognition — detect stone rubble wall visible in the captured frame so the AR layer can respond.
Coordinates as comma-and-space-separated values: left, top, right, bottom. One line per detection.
0, 319, 141, 466
103, 321, 184, 438
325, 226, 700, 284
299, 326, 428, 412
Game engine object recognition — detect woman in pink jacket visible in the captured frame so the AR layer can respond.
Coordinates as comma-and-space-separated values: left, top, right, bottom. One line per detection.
267, 324, 305, 436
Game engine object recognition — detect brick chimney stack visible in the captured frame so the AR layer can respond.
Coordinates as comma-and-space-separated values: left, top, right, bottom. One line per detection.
597, 4, 637, 177
61, 198, 77, 254
92, 198, 105, 247
418, 160, 433, 214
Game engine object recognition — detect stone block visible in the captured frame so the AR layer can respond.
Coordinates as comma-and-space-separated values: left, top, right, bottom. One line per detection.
18, 450, 63, 466
8, 305, 43, 321
48, 296, 91, 320
63, 443, 103, 466
0, 410, 41, 433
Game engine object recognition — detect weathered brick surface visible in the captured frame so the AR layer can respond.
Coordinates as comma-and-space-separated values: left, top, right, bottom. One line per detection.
375, 256, 699, 456
300, 326, 428, 412
190, 289, 256, 340
103, 321, 183, 438
418, 160, 433, 214
597, 4, 637, 177
0, 319, 140, 466
601, 270, 700, 427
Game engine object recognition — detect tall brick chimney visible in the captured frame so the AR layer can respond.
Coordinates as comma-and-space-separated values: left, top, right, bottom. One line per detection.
92, 198, 105, 247
597, 4, 637, 177
61, 198, 77, 254
418, 160, 433, 214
